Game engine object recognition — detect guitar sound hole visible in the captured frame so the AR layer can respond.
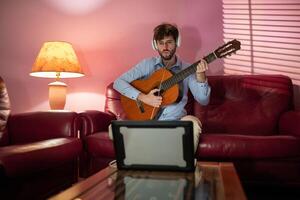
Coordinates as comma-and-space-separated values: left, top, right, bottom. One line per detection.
153, 90, 163, 96
154, 89, 163, 96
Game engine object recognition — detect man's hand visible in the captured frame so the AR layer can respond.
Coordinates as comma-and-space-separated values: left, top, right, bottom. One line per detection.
137, 89, 162, 107
196, 59, 208, 82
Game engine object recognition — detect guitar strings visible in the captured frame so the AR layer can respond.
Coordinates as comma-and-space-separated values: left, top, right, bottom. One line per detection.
150, 59, 171, 120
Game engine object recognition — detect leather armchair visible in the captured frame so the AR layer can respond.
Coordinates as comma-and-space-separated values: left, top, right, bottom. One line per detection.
79, 110, 116, 177
0, 77, 83, 199
80, 75, 300, 189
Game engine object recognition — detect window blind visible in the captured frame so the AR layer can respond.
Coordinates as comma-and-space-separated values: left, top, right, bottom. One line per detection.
223, 0, 300, 85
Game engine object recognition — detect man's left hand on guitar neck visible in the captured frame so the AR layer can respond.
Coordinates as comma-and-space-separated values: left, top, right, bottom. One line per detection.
196, 59, 208, 83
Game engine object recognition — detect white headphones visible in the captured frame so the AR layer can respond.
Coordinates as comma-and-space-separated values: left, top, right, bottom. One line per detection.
151, 34, 181, 50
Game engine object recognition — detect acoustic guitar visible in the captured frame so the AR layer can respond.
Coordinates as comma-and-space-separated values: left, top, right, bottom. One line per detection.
121, 39, 241, 120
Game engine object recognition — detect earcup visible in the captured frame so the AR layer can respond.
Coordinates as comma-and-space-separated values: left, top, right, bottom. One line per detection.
151, 39, 158, 50
176, 35, 181, 47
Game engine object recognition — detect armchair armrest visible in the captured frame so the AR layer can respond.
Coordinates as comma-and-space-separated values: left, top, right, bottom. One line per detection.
279, 111, 300, 137
7, 111, 79, 144
80, 110, 116, 137
0, 138, 82, 177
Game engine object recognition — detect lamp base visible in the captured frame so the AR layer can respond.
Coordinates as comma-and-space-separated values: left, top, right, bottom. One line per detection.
48, 81, 67, 110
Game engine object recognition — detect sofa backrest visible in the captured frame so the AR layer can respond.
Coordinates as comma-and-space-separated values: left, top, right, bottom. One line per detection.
105, 75, 293, 135
7, 111, 80, 144
105, 83, 127, 119
195, 75, 293, 135
0, 77, 11, 146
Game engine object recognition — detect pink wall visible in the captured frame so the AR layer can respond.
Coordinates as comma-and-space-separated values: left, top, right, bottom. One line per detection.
0, 0, 223, 113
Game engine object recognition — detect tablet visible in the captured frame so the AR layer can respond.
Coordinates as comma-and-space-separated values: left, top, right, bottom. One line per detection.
111, 120, 195, 172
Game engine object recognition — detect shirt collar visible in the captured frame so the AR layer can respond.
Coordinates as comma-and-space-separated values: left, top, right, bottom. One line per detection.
154, 56, 182, 70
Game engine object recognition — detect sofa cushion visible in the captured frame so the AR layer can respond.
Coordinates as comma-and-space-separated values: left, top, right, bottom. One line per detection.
197, 134, 300, 160
85, 131, 300, 162
0, 138, 82, 177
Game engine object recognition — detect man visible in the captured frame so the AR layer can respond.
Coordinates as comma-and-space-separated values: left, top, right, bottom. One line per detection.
113, 23, 211, 152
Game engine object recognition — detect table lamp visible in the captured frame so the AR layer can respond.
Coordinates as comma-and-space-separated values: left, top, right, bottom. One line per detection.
30, 41, 84, 110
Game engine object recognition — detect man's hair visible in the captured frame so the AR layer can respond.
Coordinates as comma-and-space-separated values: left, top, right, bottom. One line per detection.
153, 23, 179, 42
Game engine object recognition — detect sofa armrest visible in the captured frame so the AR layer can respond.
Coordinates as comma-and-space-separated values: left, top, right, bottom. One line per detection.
0, 138, 82, 177
80, 110, 116, 137
279, 111, 300, 137
7, 111, 79, 144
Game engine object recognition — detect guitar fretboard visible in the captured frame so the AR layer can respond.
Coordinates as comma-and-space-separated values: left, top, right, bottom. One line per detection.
160, 52, 217, 91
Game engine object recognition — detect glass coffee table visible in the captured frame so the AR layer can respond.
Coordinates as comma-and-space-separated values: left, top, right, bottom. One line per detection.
49, 162, 246, 200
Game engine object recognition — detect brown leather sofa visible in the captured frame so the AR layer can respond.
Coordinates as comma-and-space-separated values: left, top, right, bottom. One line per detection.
0, 77, 83, 199
80, 75, 300, 191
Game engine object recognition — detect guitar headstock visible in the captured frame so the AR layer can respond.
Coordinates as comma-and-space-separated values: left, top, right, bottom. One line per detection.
214, 39, 241, 58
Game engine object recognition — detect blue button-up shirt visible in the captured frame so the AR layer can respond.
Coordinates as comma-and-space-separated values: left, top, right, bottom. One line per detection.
113, 56, 211, 120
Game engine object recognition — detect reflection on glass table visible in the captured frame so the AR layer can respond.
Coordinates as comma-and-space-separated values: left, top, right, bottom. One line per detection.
49, 162, 246, 200
113, 166, 212, 200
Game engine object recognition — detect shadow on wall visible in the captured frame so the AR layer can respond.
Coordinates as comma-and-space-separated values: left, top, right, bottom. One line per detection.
179, 26, 202, 63
5, 77, 48, 114
179, 25, 224, 75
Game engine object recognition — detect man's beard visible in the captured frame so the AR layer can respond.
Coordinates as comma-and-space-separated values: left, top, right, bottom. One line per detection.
158, 48, 176, 61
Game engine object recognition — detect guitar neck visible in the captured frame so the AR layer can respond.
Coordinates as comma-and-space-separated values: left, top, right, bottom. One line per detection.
161, 52, 217, 91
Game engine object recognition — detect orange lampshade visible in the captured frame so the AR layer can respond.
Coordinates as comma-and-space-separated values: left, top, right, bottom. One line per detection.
30, 41, 84, 78
30, 41, 84, 110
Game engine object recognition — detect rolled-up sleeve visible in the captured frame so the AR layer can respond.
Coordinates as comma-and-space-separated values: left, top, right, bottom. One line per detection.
113, 59, 152, 100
